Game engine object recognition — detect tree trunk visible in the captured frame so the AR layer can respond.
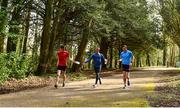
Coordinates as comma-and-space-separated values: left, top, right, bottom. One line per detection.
72, 19, 93, 72
32, 12, 40, 63
170, 46, 173, 66
47, 0, 62, 68
0, 36, 3, 52
163, 44, 167, 66
0, 0, 8, 52
55, 19, 65, 47
22, 0, 32, 53
118, 39, 122, 68
136, 54, 141, 67
146, 53, 151, 66
172, 44, 176, 66
170, 44, 175, 67
100, 36, 109, 69
114, 48, 118, 68
36, 0, 53, 75
140, 57, 142, 67
157, 51, 160, 66
15, 34, 24, 57
109, 46, 113, 68
179, 46, 180, 61
109, 36, 113, 68
71, 29, 89, 72
7, 0, 23, 52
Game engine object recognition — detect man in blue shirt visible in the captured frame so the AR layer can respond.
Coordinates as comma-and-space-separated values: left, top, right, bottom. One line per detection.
84, 48, 106, 88
119, 45, 133, 89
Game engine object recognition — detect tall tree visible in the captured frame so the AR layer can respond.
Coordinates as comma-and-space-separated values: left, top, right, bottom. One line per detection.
100, 36, 109, 68
72, 18, 93, 72
7, 0, 24, 52
47, 0, 62, 68
0, 0, 8, 52
36, 0, 53, 75
22, 0, 32, 53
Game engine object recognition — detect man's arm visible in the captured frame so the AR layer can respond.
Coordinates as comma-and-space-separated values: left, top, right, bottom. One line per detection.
101, 54, 105, 64
56, 52, 59, 66
84, 55, 93, 64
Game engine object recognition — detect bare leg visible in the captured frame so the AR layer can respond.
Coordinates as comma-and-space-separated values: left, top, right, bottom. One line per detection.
55, 70, 61, 86
126, 72, 130, 86
123, 71, 126, 87
126, 72, 130, 81
62, 71, 66, 83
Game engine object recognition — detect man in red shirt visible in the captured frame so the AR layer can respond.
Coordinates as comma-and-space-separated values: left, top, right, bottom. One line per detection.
54, 45, 69, 88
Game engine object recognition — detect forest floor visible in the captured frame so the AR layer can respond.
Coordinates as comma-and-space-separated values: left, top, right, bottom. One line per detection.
0, 67, 179, 107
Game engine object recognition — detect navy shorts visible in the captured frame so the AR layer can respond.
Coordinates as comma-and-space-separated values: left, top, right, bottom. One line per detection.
122, 64, 130, 72
57, 66, 67, 71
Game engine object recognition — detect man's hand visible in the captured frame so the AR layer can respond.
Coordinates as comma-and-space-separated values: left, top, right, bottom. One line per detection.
130, 63, 132, 66
117, 59, 122, 63
105, 59, 108, 64
82, 62, 86, 65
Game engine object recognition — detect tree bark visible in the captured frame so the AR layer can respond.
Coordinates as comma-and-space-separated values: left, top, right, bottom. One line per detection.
36, 0, 53, 75
100, 36, 109, 69
32, 11, 40, 63
0, 0, 8, 52
109, 36, 113, 68
170, 44, 175, 67
7, 0, 23, 52
136, 54, 141, 67
172, 44, 176, 66
72, 19, 93, 72
109, 46, 113, 68
47, 0, 62, 68
179, 46, 180, 61
163, 45, 167, 66
22, 0, 32, 53
114, 48, 118, 68
146, 53, 151, 66
157, 51, 160, 66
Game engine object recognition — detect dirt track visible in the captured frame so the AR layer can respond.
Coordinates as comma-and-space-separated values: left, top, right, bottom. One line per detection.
0, 68, 176, 107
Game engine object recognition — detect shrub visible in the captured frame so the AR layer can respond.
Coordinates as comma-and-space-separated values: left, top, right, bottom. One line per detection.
0, 52, 33, 84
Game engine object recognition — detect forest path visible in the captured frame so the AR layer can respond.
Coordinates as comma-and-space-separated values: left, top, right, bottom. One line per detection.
0, 67, 177, 107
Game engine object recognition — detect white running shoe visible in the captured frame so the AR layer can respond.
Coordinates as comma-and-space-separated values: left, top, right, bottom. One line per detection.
93, 84, 97, 88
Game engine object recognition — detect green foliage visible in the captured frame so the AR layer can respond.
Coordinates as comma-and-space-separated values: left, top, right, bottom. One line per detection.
0, 53, 32, 84
0, 53, 11, 84
0, 10, 7, 34
159, 0, 180, 46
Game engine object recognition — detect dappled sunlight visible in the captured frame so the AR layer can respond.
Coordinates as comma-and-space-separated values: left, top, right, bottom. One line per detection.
112, 98, 150, 107
134, 67, 180, 71
0, 0, 179, 106
0, 68, 178, 107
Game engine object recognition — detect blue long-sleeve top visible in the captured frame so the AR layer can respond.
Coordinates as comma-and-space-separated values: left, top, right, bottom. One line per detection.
85, 53, 105, 68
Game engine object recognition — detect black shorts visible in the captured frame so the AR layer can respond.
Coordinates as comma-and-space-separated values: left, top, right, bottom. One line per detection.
122, 64, 130, 72
94, 67, 101, 74
57, 66, 67, 71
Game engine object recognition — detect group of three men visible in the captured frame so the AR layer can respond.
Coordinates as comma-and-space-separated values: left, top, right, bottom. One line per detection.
54, 45, 133, 89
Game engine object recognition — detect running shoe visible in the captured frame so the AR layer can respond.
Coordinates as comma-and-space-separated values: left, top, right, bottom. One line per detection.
127, 80, 130, 86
